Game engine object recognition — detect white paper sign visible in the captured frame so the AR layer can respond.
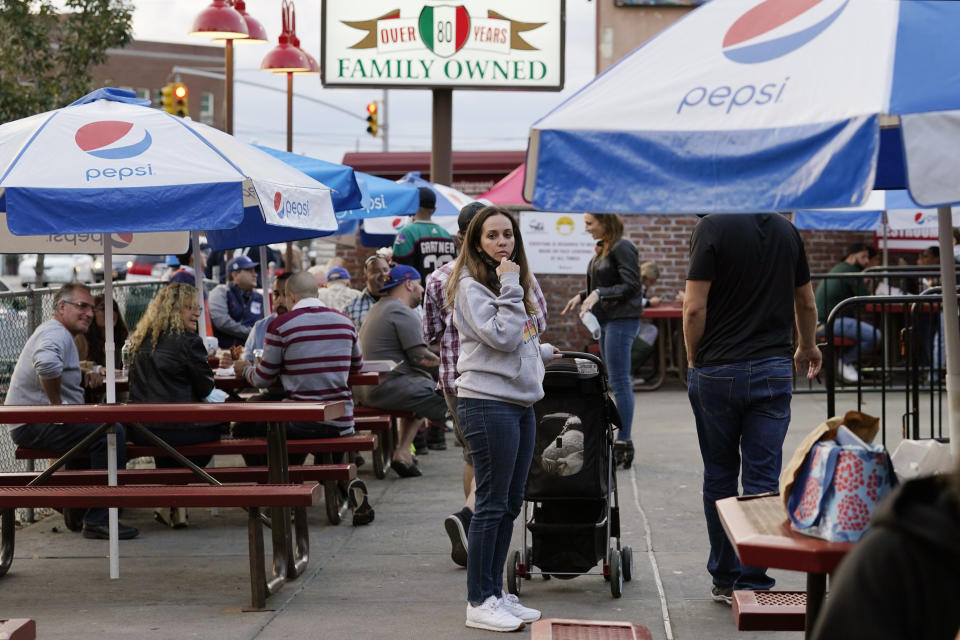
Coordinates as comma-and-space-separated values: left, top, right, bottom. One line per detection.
520, 211, 594, 275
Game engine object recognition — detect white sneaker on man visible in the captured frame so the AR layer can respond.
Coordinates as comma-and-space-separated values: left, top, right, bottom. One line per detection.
839, 362, 859, 383
465, 595, 525, 632
499, 593, 541, 623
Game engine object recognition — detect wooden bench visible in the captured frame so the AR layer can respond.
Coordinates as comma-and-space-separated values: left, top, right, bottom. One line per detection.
353, 415, 393, 478
530, 618, 651, 639
15, 436, 374, 526
0, 483, 321, 610
732, 590, 806, 631
0, 464, 356, 486
0, 619, 35, 640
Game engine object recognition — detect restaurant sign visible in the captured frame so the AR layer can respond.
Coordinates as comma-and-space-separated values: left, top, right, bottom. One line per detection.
321, 1, 564, 90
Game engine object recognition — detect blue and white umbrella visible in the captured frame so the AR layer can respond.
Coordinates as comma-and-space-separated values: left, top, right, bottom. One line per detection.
0, 88, 340, 566
524, 0, 960, 455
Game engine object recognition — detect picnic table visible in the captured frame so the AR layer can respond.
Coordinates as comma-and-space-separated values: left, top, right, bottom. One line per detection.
715, 493, 854, 638
633, 303, 685, 391
0, 400, 343, 608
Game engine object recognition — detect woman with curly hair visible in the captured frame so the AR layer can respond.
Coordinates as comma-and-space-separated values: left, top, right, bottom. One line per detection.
446, 206, 557, 632
127, 283, 223, 472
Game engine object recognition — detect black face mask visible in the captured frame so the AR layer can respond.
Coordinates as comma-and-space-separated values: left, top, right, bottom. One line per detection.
479, 248, 518, 269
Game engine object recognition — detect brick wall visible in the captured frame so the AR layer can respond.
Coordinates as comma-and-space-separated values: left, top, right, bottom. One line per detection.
330, 216, 873, 351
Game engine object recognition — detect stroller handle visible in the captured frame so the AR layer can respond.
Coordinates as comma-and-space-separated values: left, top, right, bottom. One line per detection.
556, 351, 608, 381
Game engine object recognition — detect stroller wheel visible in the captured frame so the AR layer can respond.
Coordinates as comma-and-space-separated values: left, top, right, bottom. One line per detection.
622, 546, 633, 582
524, 546, 534, 580
507, 550, 522, 596
609, 549, 623, 598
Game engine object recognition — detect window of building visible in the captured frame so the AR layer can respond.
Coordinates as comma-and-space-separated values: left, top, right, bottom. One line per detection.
200, 92, 214, 125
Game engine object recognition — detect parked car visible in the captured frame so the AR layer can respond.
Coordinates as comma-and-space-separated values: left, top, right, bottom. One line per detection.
92, 254, 132, 282
18, 254, 95, 288
125, 254, 170, 281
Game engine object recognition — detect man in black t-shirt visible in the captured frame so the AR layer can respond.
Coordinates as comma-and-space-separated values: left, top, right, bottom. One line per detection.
682, 214, 821, 604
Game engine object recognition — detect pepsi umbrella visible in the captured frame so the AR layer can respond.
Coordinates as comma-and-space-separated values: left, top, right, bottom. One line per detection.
524, 0, 960, 456
0, 88, 339, 568
361, 173, 472, 246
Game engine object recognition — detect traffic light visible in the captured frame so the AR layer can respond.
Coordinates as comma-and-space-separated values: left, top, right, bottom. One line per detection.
173, 83, 188, 118
160, 83, 176, 114
365, 101, 379, 137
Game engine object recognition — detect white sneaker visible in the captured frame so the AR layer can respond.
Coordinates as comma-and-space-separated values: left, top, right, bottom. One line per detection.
499, 593, 541, 623
839, 362, 859, 383
465, 595, 525, 632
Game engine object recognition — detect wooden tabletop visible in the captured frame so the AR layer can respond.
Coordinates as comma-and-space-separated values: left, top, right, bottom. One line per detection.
716, 494, 854, 574
642, 303, 682, 319
0, 401, 344, 425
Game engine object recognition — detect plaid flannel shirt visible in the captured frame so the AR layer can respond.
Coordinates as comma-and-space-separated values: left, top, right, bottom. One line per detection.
423, 261, 548, 395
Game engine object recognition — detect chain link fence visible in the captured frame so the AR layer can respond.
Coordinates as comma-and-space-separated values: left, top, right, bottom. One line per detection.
0, 280, 167, 522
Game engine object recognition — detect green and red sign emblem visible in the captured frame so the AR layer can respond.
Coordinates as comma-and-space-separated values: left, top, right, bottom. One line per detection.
418, 5, 470, 57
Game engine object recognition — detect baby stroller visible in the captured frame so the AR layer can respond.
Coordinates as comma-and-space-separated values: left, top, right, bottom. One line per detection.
506, 352, 632, 598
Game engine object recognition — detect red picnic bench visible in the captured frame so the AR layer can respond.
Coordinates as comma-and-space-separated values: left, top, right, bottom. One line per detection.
0, 401, 344, 610
0, 618, 35, 640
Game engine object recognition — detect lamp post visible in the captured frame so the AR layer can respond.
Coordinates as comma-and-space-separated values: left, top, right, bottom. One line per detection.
190, 0, 266, 135
260, 0, 311, 271
260, 0, 311, 153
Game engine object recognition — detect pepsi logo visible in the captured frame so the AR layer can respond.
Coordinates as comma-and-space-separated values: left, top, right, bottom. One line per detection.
722, 0, 848, 64
75, 121, 152, 159
274, 192, 283, 212
111, 233, 134, 249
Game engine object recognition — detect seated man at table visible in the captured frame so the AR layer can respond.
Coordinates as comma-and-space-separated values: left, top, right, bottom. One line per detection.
241, 272, 292, 364
353, 264, 449, 478
344, 254, 391, 330
4, 283, 138, 540
232, 272, 373, 525
210, 255, 264, 349
814, 243, 882, 384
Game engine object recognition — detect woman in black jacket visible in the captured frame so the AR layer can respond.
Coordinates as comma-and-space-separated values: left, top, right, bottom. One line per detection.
127, 283, 223, 470
562, 214, 643, 467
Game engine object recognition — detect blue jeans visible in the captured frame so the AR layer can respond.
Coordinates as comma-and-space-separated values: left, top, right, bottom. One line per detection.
687, 357, 793, 590
600, 317, 641, 441
817, 317, 882, 365
459, 398, 535, 605
11, 421, 127, 527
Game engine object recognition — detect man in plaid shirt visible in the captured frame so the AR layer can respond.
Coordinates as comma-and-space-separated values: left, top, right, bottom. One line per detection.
345, 254, 391, 329
423, 202, 548, 568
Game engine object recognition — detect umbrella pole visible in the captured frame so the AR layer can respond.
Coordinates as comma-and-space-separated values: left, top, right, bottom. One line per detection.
937, 207, 960, 460
192, 231, 206, 338
104, 235, 120, 579
260, 246, 270, 317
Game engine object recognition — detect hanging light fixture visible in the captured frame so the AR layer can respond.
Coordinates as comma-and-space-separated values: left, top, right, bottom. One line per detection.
223, 0, 268, 44
188, 0, 249, 39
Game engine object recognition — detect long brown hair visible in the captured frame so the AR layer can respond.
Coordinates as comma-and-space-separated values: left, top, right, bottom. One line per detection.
84, 295, 128, 368
445, 206, 537, 314
588, 213, 625, 259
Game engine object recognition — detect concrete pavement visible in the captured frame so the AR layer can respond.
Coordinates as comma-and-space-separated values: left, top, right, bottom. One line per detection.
2, 381, 904, 639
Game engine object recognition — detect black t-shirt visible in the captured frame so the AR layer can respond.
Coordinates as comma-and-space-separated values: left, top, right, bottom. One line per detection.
687, 214, 810, 366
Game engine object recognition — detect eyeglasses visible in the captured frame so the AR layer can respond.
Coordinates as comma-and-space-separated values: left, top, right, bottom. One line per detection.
61, 300, 95, 312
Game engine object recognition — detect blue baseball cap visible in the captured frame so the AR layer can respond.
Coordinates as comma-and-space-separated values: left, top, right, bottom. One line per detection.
380, 264, 421, 291
227, 255, 258, 273
327, 266, 350, 282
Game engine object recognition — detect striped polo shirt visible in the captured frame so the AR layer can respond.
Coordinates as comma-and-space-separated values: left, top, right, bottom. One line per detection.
244, 297, 363, 434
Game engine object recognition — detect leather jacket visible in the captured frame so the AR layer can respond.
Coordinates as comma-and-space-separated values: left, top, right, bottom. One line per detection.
129, 331, 216, 429
580, 238, 643, 322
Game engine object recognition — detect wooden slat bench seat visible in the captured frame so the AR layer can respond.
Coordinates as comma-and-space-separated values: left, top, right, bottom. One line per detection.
353, 415, 393, 479
15, 434, 376, 461
732, 590, 806, 631
0, 483, 320, 609
0, 464, 356, 487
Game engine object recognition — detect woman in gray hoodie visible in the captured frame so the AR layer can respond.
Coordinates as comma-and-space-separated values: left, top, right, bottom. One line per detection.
446, 206, 557, 632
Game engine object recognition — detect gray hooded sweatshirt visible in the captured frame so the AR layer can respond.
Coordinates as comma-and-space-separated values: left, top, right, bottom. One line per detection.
453, 271, 554, 407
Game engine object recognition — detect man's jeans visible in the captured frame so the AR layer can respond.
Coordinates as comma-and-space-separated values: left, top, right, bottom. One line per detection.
687, 357, 793, 590
600, 317, 641, 441
458, 398, 535, 605
816, 317, 882, 365
11, 421, 127, 527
